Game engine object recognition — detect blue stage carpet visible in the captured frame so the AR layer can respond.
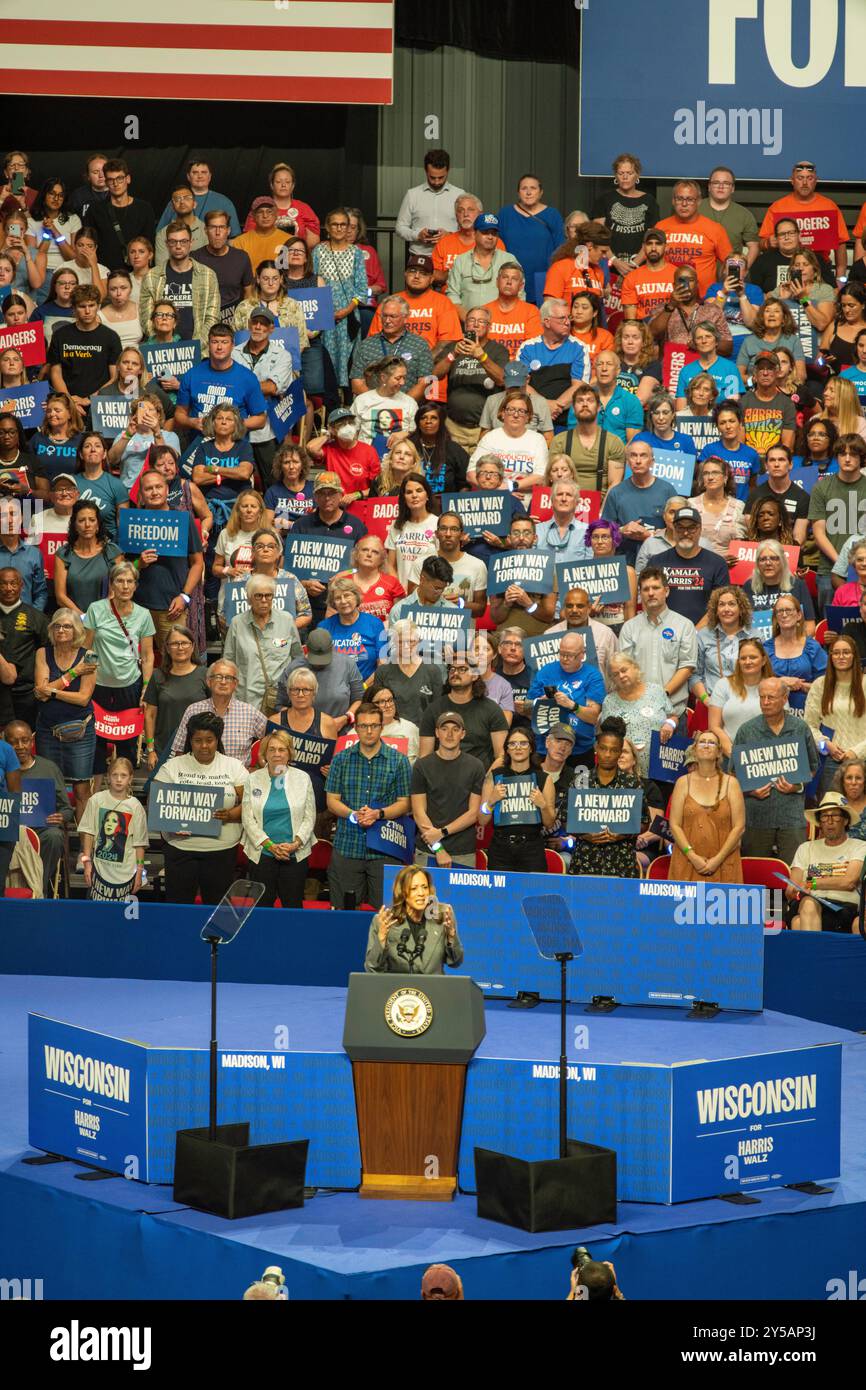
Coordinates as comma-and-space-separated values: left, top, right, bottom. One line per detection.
2, 975, 865, 1300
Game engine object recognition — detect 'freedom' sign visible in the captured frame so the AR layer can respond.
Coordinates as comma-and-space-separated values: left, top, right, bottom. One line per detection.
556, 555, 630, 604
0, 321, 45, 367
567, 786, 643, 835
283, 533, 354, 580
284, 285, 335, 331
440, 490, 511, 537
148, 783, 224, 837
0, 380, 49, 428
119, 509, 190, 556
733, 738, 814, 790
141, 339, 201, 381
626, 445, 696, 495
488, 549, 554, 596
492, 773, 542, 827
91, 395, 135, 438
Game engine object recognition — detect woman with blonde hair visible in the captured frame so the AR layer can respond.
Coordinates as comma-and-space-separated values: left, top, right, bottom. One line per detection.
376, 437, 421, 496
31, 392, 84, 490
107, 392, 180, 489
668, 728, 745, 882
242, 162, 320, 245
691, 585, 754, 704
709, 638, 774, 759
242, 727, 316, 908
212, 490, 267, 619
332, 534, 405, 619
831, 757, 866, 840
365, 865, 461, 974
544, 452, 581, 487
742, 537, 815, 634
33, 609, 97, 820
815, 375, 866, 442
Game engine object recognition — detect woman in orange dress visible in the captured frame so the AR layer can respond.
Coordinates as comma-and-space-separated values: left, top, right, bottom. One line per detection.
668, 730, 745, 883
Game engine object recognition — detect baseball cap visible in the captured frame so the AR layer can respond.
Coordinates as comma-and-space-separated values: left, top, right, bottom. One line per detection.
248, 306, 276, 325
328, 406, 355, 426
673, 506, 701, 525
313, 471, 343, 494
305, 629, 333, 667
644, 228, 666, 244
435, 711, 465, 730
50, 473, 79, 488
420, 1264, 464, 1300
251, 195, 277, 211
406, 253, 434, 272
503, 361, 530, 387
754, 351, 779, 368
547, 722, 576, 745
793, 160, 816, 171
474, 212, 500, 231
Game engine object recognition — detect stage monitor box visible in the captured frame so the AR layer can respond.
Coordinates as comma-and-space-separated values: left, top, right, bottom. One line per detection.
173, 1124, 308, 1220
474, 1140, 617, 1233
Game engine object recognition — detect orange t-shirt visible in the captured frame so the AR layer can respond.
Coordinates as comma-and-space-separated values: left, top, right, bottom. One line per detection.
572, 327, 615, 365
759, 194, 848, 257
367, 288, 462, 347
543, 259, 605, 307
854, 201, 866, 241
483, 297, 543, 359
655, 215, 732, 297
432, 230, 504, 278
620, 262, 676, 319
231, 228, 291, 266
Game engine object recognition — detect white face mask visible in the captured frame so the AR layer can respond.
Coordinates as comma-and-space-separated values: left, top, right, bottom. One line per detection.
336, 425, 358, 442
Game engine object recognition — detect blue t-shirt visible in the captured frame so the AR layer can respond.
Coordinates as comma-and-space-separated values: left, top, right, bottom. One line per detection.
0, 738, 20, 792
263, 480, 316, 526
601, 476, 677, 563
262, 777, 294, 849
699, 439, 761, 502
517, 335, 590, 383
318, 611, 386, 681
33, 432, 85, 482
568, 386, 642, 441
841, 365, 866, 405
75, 471, 130, 540
526, 659, 606, 753
188, 436, 255, 502
676, 356, 742, 402
177, 360, 266, 423
496, 205, 566, 305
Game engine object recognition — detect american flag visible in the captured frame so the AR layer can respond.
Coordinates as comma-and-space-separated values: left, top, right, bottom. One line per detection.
0, 0, 394, 104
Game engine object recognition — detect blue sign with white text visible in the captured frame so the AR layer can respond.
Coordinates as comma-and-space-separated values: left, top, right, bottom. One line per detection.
0, 380, 49, 428
284, 285, 335, 331
119, 508, 189, 556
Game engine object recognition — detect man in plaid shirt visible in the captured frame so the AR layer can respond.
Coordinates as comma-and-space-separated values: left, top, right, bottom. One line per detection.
326, 700, 412, 909
171, 660, 267, 762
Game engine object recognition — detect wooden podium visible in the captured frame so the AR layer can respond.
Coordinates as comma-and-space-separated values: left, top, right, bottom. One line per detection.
343, 973, 486, 1201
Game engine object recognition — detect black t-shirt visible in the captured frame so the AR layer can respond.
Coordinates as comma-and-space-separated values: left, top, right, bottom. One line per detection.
590, 189, 661, 260
162, 267, 194, 339
617, 361, 663, 395
419, 694, 508, 770
410, 750, 486, 854
0, 602, 49, 696
440, 340, 510, 427
750, 249, 836, 294
47, 323, 122, 397
745, 480, 811, 524
89, 196, 156, 269
128, 510, 203, 611
654, 544, 730, 627
191, 245, 254, 311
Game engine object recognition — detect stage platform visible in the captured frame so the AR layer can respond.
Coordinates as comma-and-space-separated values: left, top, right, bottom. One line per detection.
2, 974, 865, 1298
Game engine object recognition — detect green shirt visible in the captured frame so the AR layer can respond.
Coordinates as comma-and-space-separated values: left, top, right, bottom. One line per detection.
82, 599, 155, 688
698, 199, 759, 256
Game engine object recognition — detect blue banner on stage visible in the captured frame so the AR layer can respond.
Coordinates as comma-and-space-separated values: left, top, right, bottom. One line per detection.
90, 395, 134, 438
556, 555, 630, 604
439, 490, 511, 537
284, 285, 335, 331
648, 731, 691, 782
567, 786, 643, 835
580, 2, 864, 182
488, 550, 554, 597
267, 380, 306, 444
141, 339, 201, 381
119, 508, 189, 556
492, 773, 542, 827
0, 793, 20, 842
383, 868, 765, 1010
147, 783, 223, 837
733, 737, 813, 790
20, 778, 54, 828
365, 814, 416, 863
0, 380, 49, 429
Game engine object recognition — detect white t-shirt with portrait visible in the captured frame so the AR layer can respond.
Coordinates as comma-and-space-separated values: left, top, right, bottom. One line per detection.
352, 389, 418, 443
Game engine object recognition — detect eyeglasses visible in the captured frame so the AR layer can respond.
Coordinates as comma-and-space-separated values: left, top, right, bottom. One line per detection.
153, 311, 176, 319
508, 739, 531, 748
373, 696, 395, 706
211, 674, 237, 682
167, 640, 193, 648
105, 175, 127, 184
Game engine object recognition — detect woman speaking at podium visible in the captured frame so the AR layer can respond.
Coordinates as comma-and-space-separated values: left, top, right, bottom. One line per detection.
364, 867, 463, 974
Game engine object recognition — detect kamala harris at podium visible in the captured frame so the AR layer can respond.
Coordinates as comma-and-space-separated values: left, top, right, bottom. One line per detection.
364, 867, 464, 974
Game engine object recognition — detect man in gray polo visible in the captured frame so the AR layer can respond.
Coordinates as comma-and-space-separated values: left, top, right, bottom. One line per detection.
618, 566, 697, 727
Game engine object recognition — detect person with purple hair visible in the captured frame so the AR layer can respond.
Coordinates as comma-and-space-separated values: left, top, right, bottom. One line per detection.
582, 516, 637, 636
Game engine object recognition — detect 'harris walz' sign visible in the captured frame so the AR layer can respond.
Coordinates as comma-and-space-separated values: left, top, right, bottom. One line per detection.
488, 550, 554, 597
283, 533, 354, 581
119, 509, 190, 556
440, 490, 511, 537
567, 787, 643, 835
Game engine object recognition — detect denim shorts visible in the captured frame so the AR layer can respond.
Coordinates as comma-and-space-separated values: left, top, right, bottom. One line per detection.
35, 720, 97, 781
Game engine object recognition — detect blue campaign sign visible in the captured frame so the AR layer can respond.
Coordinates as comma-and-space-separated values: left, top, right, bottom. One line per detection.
492, 773, 542, 828
670, 1043, 841, 1202
531, 698, 562, 742
280, 728, 335, 777
0, 792, 20, 842
382, 868, 766, 1009
750, 607, 774, 635
284, 284, 335, 331
391, 603, 473, 660
147, 783, 223, 837
556, 555, 630, 604
20, 778, 54, 828
440, 490, 511, 537
524, 632, 565, 672
675, 415, 718, 456
627, 446, 695, 495
267, 379, 306, 444
734, 736, 813, 790
648, 731, 691, 782
140, 339, 201, 381
284, 532, 354, 581
224, 575, 297, 624
826, 605, 860, 633
0, 379, 49, 428
119, 508, 189, 556
488, 549, 554, 597
28, 1014, 150, 1178
365, 814, 416, 863
90, 394, 134, 438
580, 2, 864, 182
567, 786, 643, 835
234, 326, 300, 370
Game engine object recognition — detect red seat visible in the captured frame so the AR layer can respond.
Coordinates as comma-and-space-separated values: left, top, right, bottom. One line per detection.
815, 619, 828, 647
687, 702, 708, 733
741, 856, 789, 891
802, 570, 818, 603
308, 839, 333, 873
647, 855, 671, 880
545, 848, 567, 874
475, 849, 488, 869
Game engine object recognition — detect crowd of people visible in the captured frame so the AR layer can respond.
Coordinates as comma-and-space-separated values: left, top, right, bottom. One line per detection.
2, 146, 866, 937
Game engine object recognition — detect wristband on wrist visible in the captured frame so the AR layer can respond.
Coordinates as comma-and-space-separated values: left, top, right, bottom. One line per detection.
180, 592, 191, 606
664, 717, 677, 729
447, 352, 455, 363
81, 855, 92, 864
429, 840, 443, 854
348, 811, 359, 824
345, 709, 355, 725
683, 845, 693, 857
699, 693, 709, 705
145, 738, 155, 747
526, 601, 538, 614
480, 801, 492, 815
480, 351, 488, 362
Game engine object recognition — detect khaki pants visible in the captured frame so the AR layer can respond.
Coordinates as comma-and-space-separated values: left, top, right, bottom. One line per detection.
445, 419, 482, 450
149, 609, 176, 656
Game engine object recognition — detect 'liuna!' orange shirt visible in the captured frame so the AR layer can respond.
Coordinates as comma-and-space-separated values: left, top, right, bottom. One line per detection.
655, 214, 732, 297
620, 262, 676, 320
483, 297, 543, 359
433, 230, 505, 278
367, 288, 463, 347
543, 259, 605, 307
759, 193, 849, 258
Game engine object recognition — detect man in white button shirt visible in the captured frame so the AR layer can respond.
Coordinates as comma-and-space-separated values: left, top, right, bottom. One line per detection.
395, 150, 466, 260
618, 566, 697, 724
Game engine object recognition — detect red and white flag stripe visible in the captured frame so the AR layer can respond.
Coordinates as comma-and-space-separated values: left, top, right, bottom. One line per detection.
0, 0, 394, 104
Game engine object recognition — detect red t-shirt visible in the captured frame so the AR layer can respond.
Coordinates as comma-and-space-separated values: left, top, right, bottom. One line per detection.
320, 440, 381, 492
335, 568, 406, 619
